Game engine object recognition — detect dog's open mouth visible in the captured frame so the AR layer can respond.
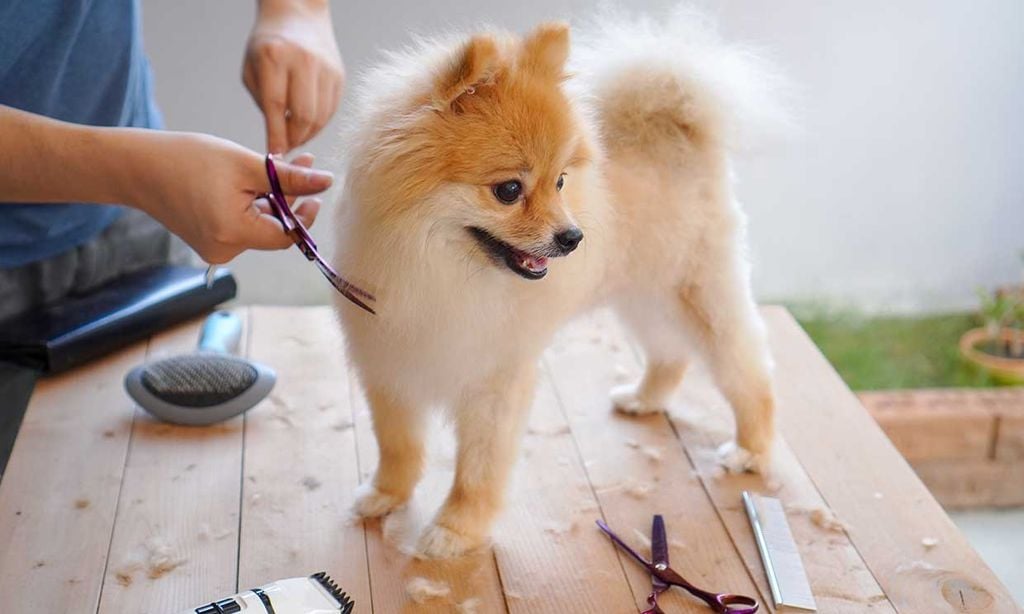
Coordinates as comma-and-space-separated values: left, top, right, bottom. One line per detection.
468, 227, 549, 280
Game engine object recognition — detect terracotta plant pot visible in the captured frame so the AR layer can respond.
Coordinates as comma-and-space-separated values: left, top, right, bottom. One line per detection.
959, 327, 1024, 385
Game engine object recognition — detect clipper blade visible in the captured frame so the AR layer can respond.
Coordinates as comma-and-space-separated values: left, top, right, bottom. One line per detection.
311, 572, 355, 614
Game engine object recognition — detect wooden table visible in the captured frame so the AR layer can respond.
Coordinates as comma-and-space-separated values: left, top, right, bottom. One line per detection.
0, 306, 1017, 613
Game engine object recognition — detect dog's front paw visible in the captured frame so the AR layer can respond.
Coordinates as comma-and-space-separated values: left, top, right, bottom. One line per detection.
415, 523, 484, 559
610, 383, 666, 416
716, 440, 768, 474
353, 483, 405, 518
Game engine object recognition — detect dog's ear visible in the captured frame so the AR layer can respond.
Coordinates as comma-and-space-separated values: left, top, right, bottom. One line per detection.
433, 34, 501, 111
521, 21, 569, 81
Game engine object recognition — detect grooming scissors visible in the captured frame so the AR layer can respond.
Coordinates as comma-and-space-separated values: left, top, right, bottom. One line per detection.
262, 155, 376, 314
597, 516, 759, 613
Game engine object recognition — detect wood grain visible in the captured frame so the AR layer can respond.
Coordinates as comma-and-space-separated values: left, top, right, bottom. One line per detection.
493, 366, 637, 613
667, 363, 895, 613
543, 313, 762, 613
913, 459, 1024, 509
238, 307, 371, 608
350, 370, 508, 613
861, 390, 997, 461
1, 305, 1015, 613
0, 343, 144, 612
765, 307, 1019, 613
96, 312, 245, 613
995, 395, 1024, 461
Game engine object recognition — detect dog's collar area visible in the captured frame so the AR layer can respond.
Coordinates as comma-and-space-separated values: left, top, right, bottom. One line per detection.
467, 226, 549, 280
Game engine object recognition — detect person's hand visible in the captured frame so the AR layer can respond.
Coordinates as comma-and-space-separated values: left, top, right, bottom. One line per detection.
243, 0, 344, 155
129, 131, 332, 264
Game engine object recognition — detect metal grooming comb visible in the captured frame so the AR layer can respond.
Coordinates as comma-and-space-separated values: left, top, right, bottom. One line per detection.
743, 491, 817, 611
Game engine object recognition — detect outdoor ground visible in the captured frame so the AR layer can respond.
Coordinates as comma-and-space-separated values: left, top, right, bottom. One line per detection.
796, 310, 1024, 604
796, 311, 996, 390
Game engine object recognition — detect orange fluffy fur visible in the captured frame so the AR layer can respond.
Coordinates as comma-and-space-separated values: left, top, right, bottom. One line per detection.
334, 14, 779, 558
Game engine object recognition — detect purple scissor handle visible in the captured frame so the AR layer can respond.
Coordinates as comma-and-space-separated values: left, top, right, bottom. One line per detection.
262, 155, 376, 314
597, 517, 758, 614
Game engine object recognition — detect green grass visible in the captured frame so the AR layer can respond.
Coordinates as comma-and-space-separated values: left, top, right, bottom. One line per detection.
794, 311, 1000, 391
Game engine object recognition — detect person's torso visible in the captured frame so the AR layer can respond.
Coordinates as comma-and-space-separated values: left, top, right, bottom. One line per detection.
0, 0, 162, 268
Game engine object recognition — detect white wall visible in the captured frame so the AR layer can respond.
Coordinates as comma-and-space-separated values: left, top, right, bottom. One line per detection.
142, 0, 1024, 313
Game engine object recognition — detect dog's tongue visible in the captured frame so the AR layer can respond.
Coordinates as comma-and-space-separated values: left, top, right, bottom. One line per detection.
520, 254, 548, 273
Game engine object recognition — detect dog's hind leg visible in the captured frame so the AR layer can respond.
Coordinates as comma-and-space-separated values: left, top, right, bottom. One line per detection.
676, 251, 776, 474
610, 349, 688, 416
611, 360, 687, 415
416, 362, 536, 558
353, 386, 428, 518
610, 286, 697, 416
612, 239, 775, 473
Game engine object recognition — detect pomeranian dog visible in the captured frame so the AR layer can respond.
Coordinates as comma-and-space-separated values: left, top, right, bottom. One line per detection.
333, 10, 784, 558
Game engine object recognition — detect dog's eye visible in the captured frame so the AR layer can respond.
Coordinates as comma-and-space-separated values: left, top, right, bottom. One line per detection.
492, 180, 522, 204
556, 174, 566, 191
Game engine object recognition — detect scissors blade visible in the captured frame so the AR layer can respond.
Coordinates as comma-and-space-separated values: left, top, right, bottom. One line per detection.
596, 520, 655, 570
650, 515, 671, 592
314, 259, 377, 314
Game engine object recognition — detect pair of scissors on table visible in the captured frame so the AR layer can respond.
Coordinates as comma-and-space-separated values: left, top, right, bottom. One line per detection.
597, 516, 759, 613
206, 155, 376, 314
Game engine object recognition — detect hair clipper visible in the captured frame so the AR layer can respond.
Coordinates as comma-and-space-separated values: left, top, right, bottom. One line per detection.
182, 572, 354, 614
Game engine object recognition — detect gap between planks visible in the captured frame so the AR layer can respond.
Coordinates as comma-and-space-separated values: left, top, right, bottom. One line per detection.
96, 311, 247, 612
237, 306, 371, 606
4, 305, 1012, 613
765, 308, 1020, 613
0, 326, 149, 612
348, 365, 509, 613
541, 315, 764, 613
549, 310, 896, 613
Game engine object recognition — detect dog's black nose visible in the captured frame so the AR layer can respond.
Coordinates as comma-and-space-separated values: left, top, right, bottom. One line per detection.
554, 227, 584, 253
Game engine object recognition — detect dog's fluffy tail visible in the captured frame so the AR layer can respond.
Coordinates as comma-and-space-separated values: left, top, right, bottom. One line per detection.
571, 6, 791, 157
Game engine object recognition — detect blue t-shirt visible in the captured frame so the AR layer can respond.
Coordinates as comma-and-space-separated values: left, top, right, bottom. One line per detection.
0, 0, 162, 268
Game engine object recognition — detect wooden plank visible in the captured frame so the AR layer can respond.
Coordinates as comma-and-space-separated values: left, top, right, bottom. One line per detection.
493, 367, 637, 613
993, 390, 1024, 460
669, 367, 894, 613
350, 371, 508, 613
543, 313, 763, 613
0, 343, 144, 612
558, 311, 894, 613
766, 307, 1019, 612
97, 312, 245, 613
860, 390, 996, 461
913, 459, 1024, 509
237, 307, 371, 608
997, 413, 1024, 461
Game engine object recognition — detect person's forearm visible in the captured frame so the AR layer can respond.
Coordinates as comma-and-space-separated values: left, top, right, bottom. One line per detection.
0, 104, 152, 208
0, 104, 334, 264
256, 0, 329, 18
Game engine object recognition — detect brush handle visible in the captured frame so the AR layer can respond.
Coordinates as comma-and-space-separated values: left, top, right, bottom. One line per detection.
198, 311, 242, 355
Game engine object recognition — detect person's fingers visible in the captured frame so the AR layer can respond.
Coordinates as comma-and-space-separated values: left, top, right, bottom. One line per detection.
293, 197, 322, 228
253, 198, 273, 216
244, 210, 297, 251
331, 66, 344, 123
271, 159, 334, 195
286, 65, 318, 148
253, 154, 314, 213
258, 64, 290, 155
291, 152, 315, 168
308, 72, 336, 143
242, 60, 257, 99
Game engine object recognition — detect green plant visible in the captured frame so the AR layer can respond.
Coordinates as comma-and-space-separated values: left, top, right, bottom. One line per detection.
975, 271, 1024, 358
977, 288, 1017, 333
